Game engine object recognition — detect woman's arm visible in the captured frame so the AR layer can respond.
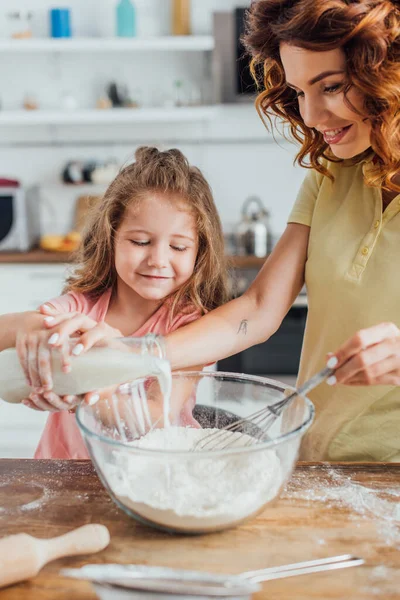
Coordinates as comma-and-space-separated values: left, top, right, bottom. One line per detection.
0, 311, 44, 352
166, 223, 310, 370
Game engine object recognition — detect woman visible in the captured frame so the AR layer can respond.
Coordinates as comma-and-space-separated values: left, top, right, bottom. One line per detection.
23, 0, 400, 461
165, 0, 400, 461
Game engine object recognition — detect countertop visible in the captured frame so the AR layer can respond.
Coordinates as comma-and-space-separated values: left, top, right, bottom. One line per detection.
0, 250, 266, 269
0, 460, 399, 599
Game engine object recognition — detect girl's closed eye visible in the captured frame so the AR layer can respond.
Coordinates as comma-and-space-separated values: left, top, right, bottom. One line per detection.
131, 240, 150, 246
171, 245, 187, 252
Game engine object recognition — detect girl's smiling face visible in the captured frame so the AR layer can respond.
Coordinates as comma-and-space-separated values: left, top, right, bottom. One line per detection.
280, 44, 372, 159
114, 193, 198, 302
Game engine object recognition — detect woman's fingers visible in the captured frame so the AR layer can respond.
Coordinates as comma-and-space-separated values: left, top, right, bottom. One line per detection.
328, 322, 400, 387
71, 325, 119, 356
42, 311, 79, 329
336, 350, 400, 385
39, 303, 59, 316
333, 322, 400, 368
47, 314, 97, 347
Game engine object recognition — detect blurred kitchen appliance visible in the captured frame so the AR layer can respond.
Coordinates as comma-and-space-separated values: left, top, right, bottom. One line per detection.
213, 8, 261, 103
74, 195, 102, 233
236, 196, 270, 257
0, 183, 40, 251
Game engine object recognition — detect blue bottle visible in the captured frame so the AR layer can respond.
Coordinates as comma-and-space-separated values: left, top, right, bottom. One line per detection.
116, 0, 136, 37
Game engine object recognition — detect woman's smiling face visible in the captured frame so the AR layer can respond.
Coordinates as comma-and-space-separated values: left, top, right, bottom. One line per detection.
280, 44, 372, 159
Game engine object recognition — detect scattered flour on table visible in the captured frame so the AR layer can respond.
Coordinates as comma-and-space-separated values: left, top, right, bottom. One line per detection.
105, 426, 282, 530
283, 467, 400, 548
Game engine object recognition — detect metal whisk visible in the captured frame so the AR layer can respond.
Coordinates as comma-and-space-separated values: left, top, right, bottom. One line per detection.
195, 365, 335, 452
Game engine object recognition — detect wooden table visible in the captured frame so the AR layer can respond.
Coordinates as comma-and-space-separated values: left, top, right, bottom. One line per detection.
0, 460, 399, 599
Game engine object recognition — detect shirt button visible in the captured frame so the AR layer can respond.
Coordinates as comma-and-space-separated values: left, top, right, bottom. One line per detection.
362, 246, 369, 256
374, 220, 380, 229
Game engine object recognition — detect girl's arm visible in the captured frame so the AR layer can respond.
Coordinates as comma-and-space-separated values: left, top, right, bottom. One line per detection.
166, 223, 310, 370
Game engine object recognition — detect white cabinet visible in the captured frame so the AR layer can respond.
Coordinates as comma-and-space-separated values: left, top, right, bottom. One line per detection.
0, 263, 68, 314
0, 263, 68, 457
0, 401, 48, 458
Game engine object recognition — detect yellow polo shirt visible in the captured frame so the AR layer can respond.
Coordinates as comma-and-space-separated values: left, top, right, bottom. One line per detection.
288, 155, 400, 461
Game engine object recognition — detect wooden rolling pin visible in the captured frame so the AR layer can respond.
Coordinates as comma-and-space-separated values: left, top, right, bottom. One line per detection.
0, 524, 110, 588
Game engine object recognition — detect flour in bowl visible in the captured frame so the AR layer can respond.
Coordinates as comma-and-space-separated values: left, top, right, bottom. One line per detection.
105, 426, 283, 532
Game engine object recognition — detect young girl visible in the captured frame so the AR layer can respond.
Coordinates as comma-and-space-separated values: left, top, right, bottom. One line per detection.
13, 146, 228, 459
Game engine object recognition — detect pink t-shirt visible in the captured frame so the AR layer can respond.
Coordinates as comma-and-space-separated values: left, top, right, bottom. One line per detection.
34, 289, 202, 459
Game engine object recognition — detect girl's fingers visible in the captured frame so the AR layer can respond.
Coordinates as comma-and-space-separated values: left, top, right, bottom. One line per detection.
37, 337, 53, 390
22, 399, 42, 411
27, 393, 58, 412
42, 391, 77, 411
16, 334, 31, 386
27, 336, 41, 391
333, 322, 400, 368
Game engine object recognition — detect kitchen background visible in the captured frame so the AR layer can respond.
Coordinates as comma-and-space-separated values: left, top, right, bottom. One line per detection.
0, 0, 307, 457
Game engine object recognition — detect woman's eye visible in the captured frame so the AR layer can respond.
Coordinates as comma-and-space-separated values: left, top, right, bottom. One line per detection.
324, 84, 342, 94
295, 90, 304, 98
131, 240, 149, 246
171, 245, 187, 252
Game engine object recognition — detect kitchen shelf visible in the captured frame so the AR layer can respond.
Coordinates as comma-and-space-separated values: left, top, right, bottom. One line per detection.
0, 107, 216, 126
0, 36, 214, 53
0, 250, 267, 267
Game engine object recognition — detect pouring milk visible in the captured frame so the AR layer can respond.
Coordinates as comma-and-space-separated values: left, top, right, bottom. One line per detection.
0, 341, 171, 422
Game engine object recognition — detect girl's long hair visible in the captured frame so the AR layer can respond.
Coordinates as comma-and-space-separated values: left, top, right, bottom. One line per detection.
65, 146, 229, 318
243, 0, 400, 191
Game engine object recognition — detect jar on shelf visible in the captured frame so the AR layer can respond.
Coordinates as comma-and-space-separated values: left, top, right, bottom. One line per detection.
171, 0, 191, 36
6, 11, 33, 39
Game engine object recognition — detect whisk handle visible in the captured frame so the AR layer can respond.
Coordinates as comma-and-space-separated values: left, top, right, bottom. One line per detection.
295, 365, 335, 397
273, 365, 335, 414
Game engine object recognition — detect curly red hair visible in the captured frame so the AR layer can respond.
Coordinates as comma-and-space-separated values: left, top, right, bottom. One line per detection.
244, 0, 400, 191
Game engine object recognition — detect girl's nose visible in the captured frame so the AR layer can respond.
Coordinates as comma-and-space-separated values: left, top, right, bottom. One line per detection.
147, 245, 167, 268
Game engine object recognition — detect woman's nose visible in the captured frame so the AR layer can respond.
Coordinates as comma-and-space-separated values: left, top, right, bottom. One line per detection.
301, 96, 328, 129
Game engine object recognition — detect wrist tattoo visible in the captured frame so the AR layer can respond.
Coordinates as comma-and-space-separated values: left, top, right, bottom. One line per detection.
237, 320, 248, 335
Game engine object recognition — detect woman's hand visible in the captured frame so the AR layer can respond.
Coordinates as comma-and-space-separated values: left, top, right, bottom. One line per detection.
327, 322, 400, 386
39, 304, 123, 374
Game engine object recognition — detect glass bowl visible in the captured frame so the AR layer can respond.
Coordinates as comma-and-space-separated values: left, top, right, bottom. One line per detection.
76, 371, 314, 535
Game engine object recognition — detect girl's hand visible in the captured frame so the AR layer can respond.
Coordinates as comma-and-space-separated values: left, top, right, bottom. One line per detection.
328, 322, 400, 386
22, 390, 79, 412
15, 304, 67, 392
